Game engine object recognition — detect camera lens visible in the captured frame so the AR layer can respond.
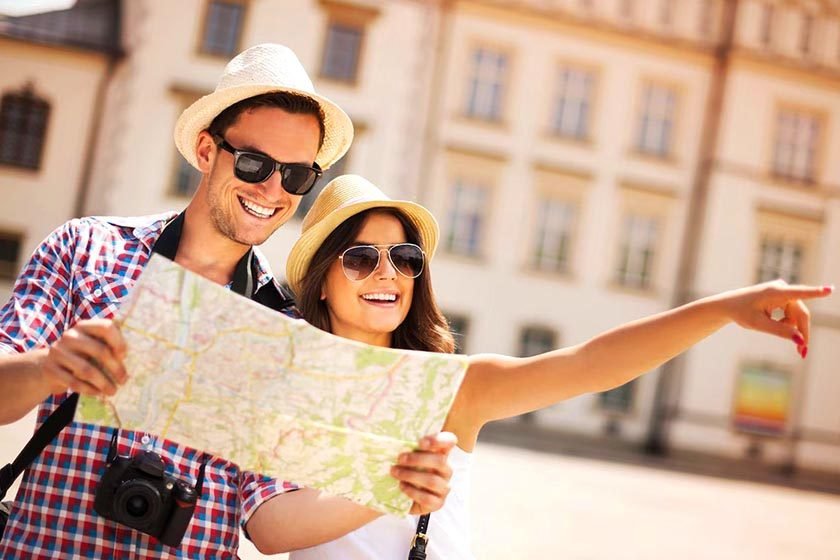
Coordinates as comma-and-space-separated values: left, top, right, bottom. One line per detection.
126, 495, 149, 517
114, 480, 162, 530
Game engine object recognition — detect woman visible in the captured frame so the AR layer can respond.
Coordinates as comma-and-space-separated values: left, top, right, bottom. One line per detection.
284, 175, 832, 559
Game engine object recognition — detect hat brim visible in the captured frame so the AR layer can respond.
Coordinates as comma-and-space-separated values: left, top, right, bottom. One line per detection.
286, 200, 440, 296
174, 83, 353, 171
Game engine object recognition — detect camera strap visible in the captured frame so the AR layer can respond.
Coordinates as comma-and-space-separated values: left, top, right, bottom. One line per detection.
0, 392, 79, 500
103, 428, 207, 497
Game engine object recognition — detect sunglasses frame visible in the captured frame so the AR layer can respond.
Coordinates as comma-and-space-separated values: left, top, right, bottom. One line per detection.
338, 243, 426, 282
214, 136, 322, 195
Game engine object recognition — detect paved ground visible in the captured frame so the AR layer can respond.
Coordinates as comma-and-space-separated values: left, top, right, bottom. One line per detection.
3, 414, 839, 559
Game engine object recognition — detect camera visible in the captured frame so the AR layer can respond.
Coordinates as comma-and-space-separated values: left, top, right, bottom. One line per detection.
94, 450, 198, 547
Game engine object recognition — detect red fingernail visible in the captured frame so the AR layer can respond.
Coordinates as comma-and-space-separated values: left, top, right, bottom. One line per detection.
793, 333, 805, 345
802, 346, 808, 359
824, 285, 835, 294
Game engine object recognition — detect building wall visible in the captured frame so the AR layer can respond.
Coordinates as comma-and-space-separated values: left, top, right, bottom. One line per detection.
83, 0, 438, 274
0, 37, 110, 304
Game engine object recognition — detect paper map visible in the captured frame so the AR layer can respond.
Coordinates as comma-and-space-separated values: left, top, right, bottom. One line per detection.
76, 254, 468, 514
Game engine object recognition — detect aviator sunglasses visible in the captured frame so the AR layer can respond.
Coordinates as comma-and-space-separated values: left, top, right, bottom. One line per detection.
215, 136, 322, 195
339, 243, 426, 282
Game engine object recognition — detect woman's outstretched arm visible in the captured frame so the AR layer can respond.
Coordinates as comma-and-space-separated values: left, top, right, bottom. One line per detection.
445, 280, 833, 449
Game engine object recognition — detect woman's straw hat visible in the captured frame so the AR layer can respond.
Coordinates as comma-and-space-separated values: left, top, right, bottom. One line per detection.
286, 175, 440, 295
174, 43, 353, 170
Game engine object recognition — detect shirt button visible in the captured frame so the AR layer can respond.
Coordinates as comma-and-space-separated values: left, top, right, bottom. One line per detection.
140, 435, 150, 445
94, 288, 103, 297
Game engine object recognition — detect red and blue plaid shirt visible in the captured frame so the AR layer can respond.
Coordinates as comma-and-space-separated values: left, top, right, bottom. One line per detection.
0, 213, 299, 558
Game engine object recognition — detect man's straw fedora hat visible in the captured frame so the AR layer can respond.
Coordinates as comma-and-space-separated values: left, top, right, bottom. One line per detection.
286, 175, 440, 295
174, 43, 353, 171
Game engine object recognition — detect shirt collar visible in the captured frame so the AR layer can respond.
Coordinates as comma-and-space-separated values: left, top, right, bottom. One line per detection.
103, 212, 276, 290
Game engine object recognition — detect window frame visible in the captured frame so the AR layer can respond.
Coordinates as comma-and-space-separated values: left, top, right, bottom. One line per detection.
0, 84, 51, 171
317, 0, 379, 87
0, 230, 23, 280
769, 103, 825, 186
196, 0, 250, 60
632, 79, 681, 161
462, 41, 514, 124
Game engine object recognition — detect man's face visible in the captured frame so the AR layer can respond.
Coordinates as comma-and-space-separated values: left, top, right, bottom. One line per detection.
199, 106, 321, 247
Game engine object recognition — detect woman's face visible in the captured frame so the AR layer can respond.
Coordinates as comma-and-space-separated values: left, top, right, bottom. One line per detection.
321, 211, 415, 347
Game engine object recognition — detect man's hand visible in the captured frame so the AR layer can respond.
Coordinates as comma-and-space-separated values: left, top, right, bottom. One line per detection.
391, 432, 458, 515
40, 318, 128, 396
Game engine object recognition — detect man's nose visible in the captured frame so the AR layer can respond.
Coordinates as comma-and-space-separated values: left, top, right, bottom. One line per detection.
258, 169, 289, 202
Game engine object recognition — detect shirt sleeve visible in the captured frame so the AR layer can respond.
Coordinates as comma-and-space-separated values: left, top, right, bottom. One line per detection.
239, 470, 299, 533
0, 220, 78, 352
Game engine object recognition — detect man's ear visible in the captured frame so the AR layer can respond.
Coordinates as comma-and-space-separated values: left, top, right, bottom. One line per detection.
195, 130, 216, 173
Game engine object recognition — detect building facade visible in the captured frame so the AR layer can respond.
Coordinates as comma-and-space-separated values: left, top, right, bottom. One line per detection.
0, 0, 838, 474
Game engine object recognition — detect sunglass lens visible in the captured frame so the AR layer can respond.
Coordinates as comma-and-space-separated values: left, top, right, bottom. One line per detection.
235, 153, 273, 183
281, 165, 317, 195
342, 246, 380, 281
390, 245, 424, 278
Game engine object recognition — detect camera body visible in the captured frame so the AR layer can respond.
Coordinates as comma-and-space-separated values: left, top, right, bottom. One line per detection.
94, 450, 198, 547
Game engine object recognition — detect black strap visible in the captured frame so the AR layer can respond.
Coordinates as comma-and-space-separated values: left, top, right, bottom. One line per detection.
0, 392, 79, 500
153, 211, 295, 308
408, 513, 430, 560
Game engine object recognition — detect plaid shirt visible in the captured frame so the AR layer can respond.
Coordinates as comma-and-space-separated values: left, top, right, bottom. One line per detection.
0, 213, 299, 558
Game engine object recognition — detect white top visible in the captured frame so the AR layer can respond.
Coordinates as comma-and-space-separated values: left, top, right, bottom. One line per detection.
290, 446, 475, 560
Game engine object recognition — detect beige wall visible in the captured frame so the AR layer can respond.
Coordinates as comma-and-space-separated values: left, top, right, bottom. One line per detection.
0, 38, 109, 303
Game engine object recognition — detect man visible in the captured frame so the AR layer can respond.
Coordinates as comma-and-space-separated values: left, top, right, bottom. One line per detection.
0, 44, 454, 558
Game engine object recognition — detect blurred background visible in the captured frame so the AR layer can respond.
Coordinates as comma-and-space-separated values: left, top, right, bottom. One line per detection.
0, 0, 838, 557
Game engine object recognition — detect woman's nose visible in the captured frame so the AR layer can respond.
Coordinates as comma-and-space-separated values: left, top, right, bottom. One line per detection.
375, 249, 397, 279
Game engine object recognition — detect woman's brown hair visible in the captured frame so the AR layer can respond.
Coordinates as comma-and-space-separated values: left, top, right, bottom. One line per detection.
296, 209, 455, 354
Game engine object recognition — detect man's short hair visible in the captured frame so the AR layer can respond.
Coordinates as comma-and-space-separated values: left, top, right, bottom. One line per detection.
207, 92, 326, 149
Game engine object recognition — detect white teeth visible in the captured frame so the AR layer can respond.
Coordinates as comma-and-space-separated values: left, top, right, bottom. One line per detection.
362, 293, 397, 302
239, 197, 274, 218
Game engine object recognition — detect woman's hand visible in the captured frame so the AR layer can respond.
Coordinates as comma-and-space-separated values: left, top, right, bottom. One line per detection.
391, 432, 458, 515
715, 279, 833, 358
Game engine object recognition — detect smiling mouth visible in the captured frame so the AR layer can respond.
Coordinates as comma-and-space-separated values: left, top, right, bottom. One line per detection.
361, 293, 399, 305
238, 196, 277, 219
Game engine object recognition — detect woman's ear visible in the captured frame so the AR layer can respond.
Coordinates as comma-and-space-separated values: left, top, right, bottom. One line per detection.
320, 287, 326, 301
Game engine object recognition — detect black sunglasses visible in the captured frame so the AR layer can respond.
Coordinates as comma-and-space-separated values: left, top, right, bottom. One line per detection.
339, 243, 426, 282
214, 136, 322, 195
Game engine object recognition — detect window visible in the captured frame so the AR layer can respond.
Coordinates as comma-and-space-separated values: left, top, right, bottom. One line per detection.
551, 67, 594, 140
658, 0, 673, 26
772, 108, 820, 183
616, 214, 658, 290
756, 237, 804, 284
445, 313, 470, 354
799, 14, 813, 56
619, 0, 634, 19
170, 91, 208, 197
599, 381, 636, 413
465, 47, 508, 121
173, 159, 202, 198
532, 197, 576, 273
698, 0, 715, 37
733, 364, 792, 437
518, 327, 557, 358
635, 83, 676, 157
0, 85, 50, 170
320, 22, 364, 82
760, 3, 774, 47
296, 151, 349, 219
444, 181, 489, 257
199, 0, 246, 57
0, 232, 22, 280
